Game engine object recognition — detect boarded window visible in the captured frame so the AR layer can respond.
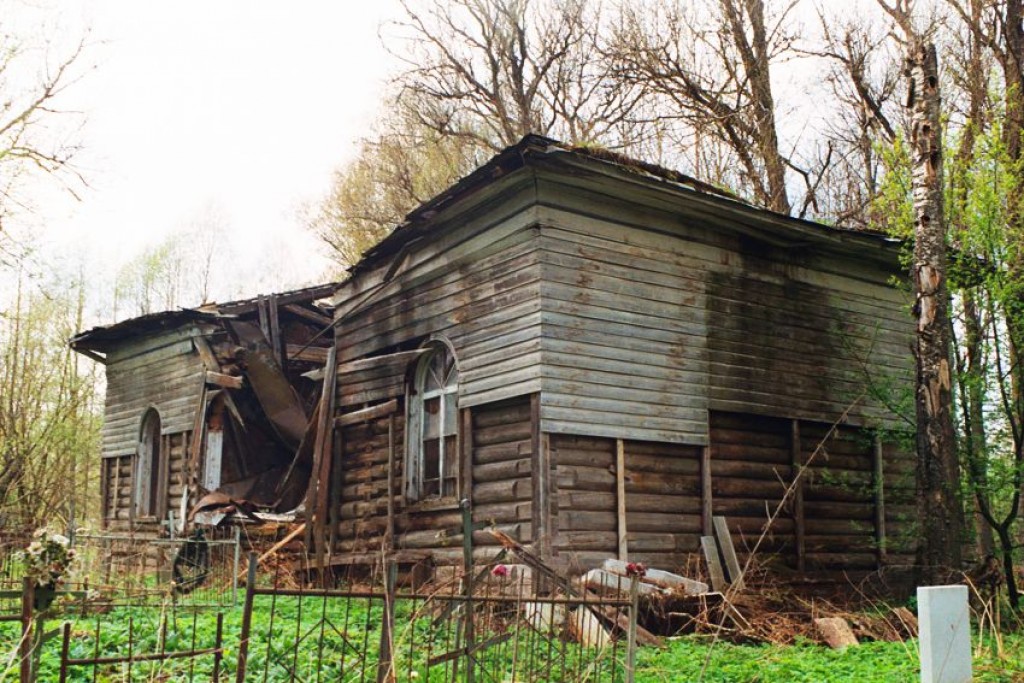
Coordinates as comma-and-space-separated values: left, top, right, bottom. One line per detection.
407, 342, 459, 500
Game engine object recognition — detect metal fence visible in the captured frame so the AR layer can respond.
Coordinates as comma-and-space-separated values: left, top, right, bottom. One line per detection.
72, 528, 242, 608
235, 555, 639, 683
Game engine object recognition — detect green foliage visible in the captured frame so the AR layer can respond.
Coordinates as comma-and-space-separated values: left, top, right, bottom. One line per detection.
4, 602, 1023, 682
0, 271, 101, 532
308, 105, 486, 272
871, 134, 915, 243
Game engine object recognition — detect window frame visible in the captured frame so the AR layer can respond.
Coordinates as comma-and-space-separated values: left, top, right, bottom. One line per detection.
134, 407, 165, 520
405, 340, 460, 503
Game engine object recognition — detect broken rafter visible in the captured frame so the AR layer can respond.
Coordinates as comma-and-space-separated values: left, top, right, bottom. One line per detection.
285, 344, 331, 364
205, 371, 243, 390
283, 304, 333, 327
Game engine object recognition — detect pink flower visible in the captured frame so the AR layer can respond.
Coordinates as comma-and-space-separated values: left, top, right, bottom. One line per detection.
491, 564, 510, 578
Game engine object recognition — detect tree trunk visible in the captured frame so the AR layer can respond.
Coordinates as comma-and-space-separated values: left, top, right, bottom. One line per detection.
906, 41, 965, 580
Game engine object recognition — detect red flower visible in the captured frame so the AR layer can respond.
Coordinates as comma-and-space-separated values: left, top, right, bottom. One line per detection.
625, 562, 647, 577
491, 564, 510, 578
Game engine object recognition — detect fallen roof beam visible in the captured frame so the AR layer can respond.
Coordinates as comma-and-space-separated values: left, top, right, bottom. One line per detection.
283, 304, 332, 327
286, 344, 331, 364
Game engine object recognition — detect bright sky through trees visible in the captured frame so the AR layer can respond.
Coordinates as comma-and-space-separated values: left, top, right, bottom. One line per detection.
6, 1, 402, 313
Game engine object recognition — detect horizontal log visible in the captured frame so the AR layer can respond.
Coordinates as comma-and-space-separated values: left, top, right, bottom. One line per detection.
625, 471, 700, 496
472, 401, 531, 428
711, 442, 789, 464
474, 439, 531, 464
474, 478, 532, 504
473, 501, 532, 524
558, 509, 616, 532
557, 465, 615, 492
623, 492, 702, 515
474, 421, 532, 447
624, 512, 703, 534
626, 532, 701, 553
803, 501, 874, 521
711, 477, 787, 499
558, 491, 616, 511
474, 457, 533, 483
554, 531, 617, 552
626, 453, 700, 476
553, 446, 614, 468
711, 459, 792, 480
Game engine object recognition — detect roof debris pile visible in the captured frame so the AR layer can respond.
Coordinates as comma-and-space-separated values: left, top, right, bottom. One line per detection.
71, 283, 339, 525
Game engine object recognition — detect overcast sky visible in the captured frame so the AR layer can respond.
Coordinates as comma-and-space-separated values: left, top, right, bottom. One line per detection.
10, 0, 404, 313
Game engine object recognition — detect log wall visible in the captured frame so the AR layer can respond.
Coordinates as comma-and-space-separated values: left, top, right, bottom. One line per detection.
709, 411, 916, 578
101, 431, 189, 532
334, 396, 535, 565
552, 434, 702, 572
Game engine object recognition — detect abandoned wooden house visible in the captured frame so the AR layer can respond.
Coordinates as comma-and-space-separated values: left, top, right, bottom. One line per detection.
74, 134, 917, 586
323, 135, 917, 584
70, 283, 339, 535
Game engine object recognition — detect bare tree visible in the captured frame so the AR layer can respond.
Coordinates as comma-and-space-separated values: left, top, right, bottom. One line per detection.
610, 0, 800, 214
802, 12, 902, 227
388, 0, 647, 152
0, 15, 89, 259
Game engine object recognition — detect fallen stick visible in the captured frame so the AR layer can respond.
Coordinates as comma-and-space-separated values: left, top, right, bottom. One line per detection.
238, 523, 306, 581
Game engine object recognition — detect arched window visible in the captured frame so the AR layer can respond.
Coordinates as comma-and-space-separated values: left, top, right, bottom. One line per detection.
407, 342, 459, 501
135, 408, 163, 518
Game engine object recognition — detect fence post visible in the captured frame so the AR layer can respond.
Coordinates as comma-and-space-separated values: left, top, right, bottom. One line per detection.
58, 621, 71, 683
232, 526, 241, 607
235, 553, 258, 683
460, 498, 475, 683
376, 560, 397, 683
626, 575, 639, 683
213, 611, 224, 682
19, 578, 34, 683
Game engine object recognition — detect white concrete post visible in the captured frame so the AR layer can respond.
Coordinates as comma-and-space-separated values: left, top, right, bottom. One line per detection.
918, 585, 972, 683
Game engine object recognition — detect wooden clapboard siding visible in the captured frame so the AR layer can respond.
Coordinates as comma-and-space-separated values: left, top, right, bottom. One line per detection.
334, 224, 543, 409
531, 183, 913, 442
536, 227, 710, 445
102, 332, 205, 456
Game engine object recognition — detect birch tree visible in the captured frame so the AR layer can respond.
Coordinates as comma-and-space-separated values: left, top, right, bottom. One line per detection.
881, 0, 965, 579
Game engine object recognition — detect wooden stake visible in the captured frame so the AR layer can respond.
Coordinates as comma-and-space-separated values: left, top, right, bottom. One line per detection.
713, 516, 745, 590
616, 439, 628, 560
701, 536, 727, 591
790, 419, 805, 572
873, 434, 887, 567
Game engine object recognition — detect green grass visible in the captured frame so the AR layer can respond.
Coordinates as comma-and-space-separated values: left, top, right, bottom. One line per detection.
637, 635, 1024, 682
3, 600, 1024, 682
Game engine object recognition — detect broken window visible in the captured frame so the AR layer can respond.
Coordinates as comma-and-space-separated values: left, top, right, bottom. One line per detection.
135, 408, 164, 519
407, 342, 459, 501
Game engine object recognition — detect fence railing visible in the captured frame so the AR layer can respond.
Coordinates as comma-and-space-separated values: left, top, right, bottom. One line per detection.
234, 553, 639, 682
